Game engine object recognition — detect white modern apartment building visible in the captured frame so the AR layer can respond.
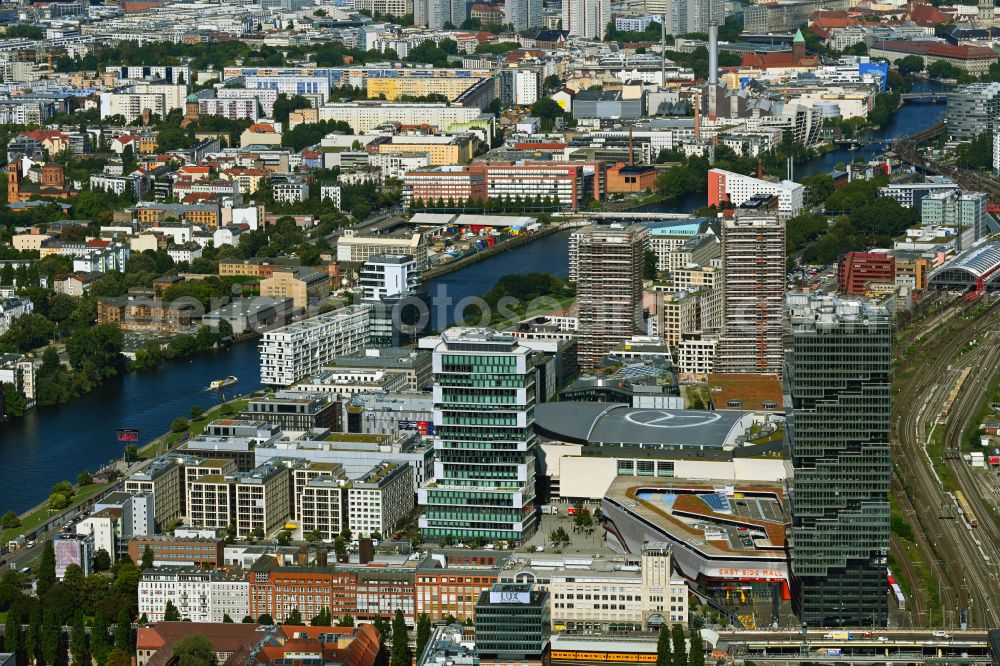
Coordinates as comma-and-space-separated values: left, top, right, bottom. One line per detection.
320, 183, 342, 209
245, 75, 329, 105
369, 153, 430, 179
139, 567, 249, 623
315, 102, 482, 134
199, 98, 259, 121
336, 230, 429, 272
677, 332, 718, 377
216, 87, 279, 116
75, 511, 118, 561
707, 168, 804, 217
360, 254, 420, 301
500, 543, 688, 631
99, 92, 165, 122
562, 0, 610, 39
259, 305, 371, 386
347, 462, 414, 538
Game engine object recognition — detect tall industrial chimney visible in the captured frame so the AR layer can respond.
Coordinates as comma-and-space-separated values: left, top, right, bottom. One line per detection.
708, 21, 718, 86
707, 21, 719, 118
660, 14, 667, 89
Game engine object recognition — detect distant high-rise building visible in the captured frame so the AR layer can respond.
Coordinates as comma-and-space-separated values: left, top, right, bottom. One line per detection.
946, 82, 1000, 141
920, 190, 991, 251
418, 328, 538, 542
415, 0, 466, 28
716, 208, 785, 375
562, 0, 610, 39
574, 224, 648, 369
786, 293, 892, 628
647, 0, 725, 33
359, 254, 429, 348
505, 0, 543, 31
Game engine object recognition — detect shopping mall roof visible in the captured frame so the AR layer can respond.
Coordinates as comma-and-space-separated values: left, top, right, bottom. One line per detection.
534, 402, 749, 449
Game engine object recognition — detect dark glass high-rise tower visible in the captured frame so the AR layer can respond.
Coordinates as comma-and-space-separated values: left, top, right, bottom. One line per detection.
786, 293, 892, 627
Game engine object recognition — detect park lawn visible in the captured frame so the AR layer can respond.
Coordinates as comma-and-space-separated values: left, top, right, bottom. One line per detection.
142, 398, 252, 459
1, 481, 110, 544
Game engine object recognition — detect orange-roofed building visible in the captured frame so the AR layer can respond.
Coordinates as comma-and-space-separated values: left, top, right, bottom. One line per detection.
136, 622, 384, 666
241, 122, 283, 148
256, 625, 383, 666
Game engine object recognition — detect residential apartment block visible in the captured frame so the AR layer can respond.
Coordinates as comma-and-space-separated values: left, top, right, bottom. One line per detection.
259, 306, 371, 386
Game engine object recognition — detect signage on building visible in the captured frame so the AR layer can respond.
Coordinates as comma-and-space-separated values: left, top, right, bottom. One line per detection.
398, 420, 434, 435
706, 567, 787, 581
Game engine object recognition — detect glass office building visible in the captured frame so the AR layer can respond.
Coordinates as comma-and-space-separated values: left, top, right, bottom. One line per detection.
418, 328, 538, 541
786, 293, 892, 627
474, 583, 550, 659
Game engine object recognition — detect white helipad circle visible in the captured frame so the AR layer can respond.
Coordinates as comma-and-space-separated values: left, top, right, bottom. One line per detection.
623, 410, 723, 428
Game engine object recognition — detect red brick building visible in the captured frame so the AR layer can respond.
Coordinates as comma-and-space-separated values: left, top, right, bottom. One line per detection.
837, 251, 896, 295
128, 536, 224, 567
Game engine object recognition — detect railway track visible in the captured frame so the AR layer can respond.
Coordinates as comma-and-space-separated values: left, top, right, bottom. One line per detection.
940, 323, 1000, 626
891, 296, 1000, 627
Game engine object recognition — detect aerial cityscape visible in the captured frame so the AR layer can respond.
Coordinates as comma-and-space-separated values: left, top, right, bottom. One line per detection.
0, 0, 1000, 663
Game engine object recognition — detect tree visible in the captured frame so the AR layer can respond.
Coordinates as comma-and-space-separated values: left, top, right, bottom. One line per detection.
531, 97, 564, 131
171, 418, 189, 432
896, 55, 924, 75
671, 624, 687, 666
285, 608, 303, 625
688, 628, 705, 666
116, 607, 133, 651
41, 608, 63, 666
77, 469, 93, 486
222, 614, 234, 623
272, 93, 312, 124
656, 625, 672, 666
643, 249, 658, 280
4, 610, 22, 661
242, 616, 255, 623
71, 610, 89, 666
372, 615, 390, 650
0, 509, 20, 529
311, 607, 332, 626
337, 614, 355, 627
124, 444, 139, 461
37, 540, 56, 594
390, 608, 410, 666
142, 544, 155, 570
91, 610, 111, 665
93, 548, 112, 572
190, 405, 205, 419
173, 634, 215, 666
415, 613, 432, 660
106, 648, 132, 666
164, 600, 181, 621
1, 383, 26, 417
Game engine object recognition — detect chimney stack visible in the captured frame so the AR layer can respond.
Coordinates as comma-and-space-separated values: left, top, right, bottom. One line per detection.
708, 22, 719, 86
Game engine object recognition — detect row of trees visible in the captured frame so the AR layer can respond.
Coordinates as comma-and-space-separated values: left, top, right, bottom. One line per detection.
655, 624, 705, 666
1, 540, 141, 666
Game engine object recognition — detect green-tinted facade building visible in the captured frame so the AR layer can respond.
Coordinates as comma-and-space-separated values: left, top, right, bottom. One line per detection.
418, 328, 538, 541
786, 293, 892, 627
474, 583, 550, 659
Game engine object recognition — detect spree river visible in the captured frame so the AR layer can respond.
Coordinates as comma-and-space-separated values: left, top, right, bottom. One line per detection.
0, 84, 949, 513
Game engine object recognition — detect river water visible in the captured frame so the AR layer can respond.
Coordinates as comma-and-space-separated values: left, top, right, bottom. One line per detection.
0, 84, 949, 512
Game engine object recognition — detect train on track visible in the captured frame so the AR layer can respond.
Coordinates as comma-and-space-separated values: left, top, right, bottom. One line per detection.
551, 651, 657, 663
940, 367, 972, 422
955, 490, 979, 529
